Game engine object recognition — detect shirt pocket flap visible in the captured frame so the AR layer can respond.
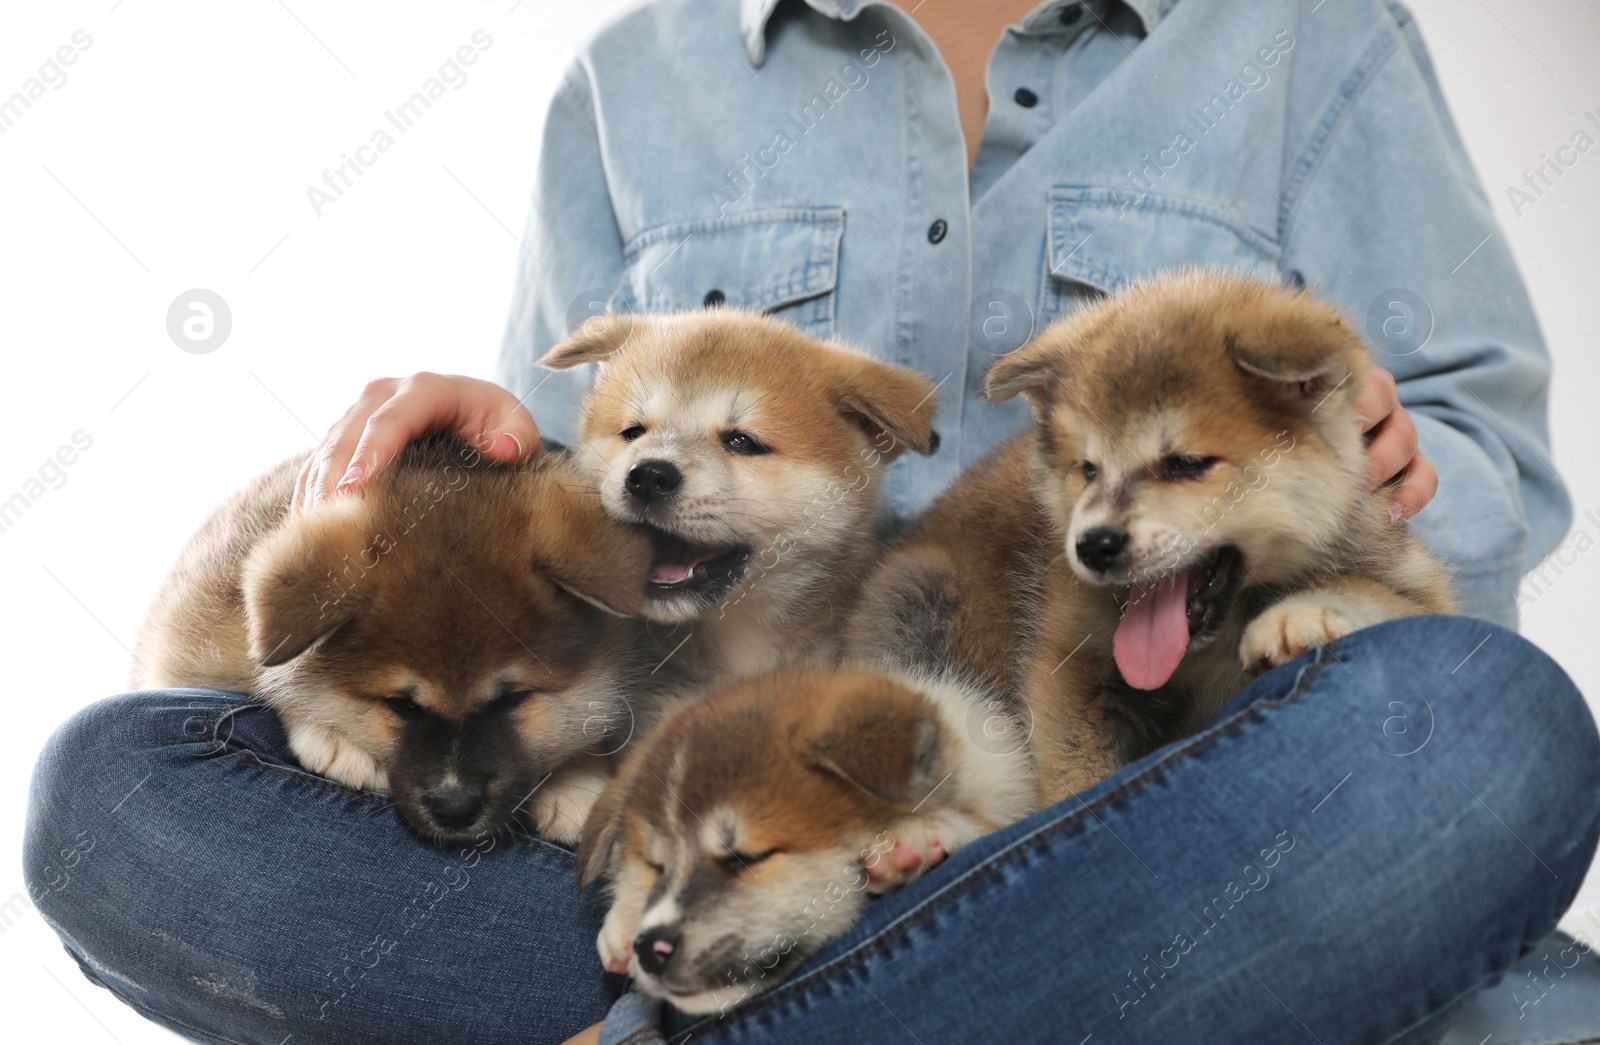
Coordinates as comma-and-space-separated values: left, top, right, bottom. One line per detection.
622, 207, 845, 321
1045, 186, 1281, 298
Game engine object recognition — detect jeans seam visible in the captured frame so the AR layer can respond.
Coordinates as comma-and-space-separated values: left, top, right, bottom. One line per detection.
197, 700, 394, 806
227, 749, 394, 806
1278, 23, 1399, 243
683, 649, 1335, 1038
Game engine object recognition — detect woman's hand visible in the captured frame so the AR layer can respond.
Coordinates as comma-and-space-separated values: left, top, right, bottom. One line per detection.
293, 373, 541, 512
1355, 365, 1437, 522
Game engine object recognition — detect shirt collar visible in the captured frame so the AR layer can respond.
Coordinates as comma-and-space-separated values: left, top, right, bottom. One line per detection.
739, 0, 1178, 66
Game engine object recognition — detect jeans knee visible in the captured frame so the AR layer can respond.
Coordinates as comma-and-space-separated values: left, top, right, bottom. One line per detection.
24, 691, 246, 912
1389, 615, 1600, 884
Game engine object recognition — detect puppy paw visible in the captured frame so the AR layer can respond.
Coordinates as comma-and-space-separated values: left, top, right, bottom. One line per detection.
863, 815, 981, 895
1240, 595, 1355, 673
531, 767, 609, 846
597, 925, 634, 977
286, 721, 388, 791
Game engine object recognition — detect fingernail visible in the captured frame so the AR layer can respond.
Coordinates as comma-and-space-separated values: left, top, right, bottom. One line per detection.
337, 463, 365, 491
1388, 501, 1405, 524
500, 431, 524, 458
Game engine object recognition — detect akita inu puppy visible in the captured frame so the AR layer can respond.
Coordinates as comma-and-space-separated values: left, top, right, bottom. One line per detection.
850, 271, 1454, 806
538, 310, 938, 681
577, 667, 1034, 1014
131, 437, 659, 844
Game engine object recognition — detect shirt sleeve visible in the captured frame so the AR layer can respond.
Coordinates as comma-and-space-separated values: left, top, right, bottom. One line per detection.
496, 65, 627, 446
1278, 10, 1569, 629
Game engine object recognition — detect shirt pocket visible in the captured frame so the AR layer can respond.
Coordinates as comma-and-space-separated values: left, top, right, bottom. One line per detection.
1038, 186, 1282, 324
620, 206, 845, 337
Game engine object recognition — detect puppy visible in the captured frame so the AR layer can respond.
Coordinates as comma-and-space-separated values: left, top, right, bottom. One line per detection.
850, 271, 1454, 806
577, 667, 1034, 1015
130, 436, 659, 844
538, 310, 938, 680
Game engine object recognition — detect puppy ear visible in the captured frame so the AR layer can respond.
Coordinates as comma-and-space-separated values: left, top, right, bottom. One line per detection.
827, 348, 939, 461
537, 313, 641, 371
795, 673, 945, 808
527, 462, 651, 617
1226, 307, 1368, 408
242, 506, 367, 667
577, 769, 628, 891
983, 334, 1068, 405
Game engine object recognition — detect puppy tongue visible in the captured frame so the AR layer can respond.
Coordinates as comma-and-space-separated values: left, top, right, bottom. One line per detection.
1113, 573, 1190, 691
648, 552, 716, 586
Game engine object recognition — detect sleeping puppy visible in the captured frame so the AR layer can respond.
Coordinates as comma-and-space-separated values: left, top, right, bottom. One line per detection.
538, 310, 938, 681
849, 271, 1454, 807
130, 436, 659, 844
577, 667, 1034, 1015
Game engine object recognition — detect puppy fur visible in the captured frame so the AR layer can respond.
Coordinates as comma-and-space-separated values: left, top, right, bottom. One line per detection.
539, 310, 937, 682
849, 271, 1454, 808
577, 667, 1034, 1015
130, 437, 664, 844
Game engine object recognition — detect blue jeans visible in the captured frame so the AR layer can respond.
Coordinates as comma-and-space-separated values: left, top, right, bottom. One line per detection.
23, 616, 1600, 1045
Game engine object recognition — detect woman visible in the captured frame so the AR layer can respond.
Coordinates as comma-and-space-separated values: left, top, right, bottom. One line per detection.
26, 1, 1600, 1043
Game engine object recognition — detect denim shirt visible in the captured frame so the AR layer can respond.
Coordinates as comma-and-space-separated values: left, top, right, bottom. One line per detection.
499, 0, 1568, 630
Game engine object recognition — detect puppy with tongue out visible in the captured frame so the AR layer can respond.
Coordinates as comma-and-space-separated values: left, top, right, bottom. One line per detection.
539, 309, 938, 685
851, 271, 1453, 811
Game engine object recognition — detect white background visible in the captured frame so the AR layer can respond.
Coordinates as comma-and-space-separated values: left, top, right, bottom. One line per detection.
0, 2, 1595, 1041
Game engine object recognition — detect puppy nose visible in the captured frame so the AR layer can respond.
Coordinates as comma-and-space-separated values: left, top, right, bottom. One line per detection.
634, 927, 680, 976
626, 460, 683, 505
428, 788, 483, 829
1076, 527, 1129, 572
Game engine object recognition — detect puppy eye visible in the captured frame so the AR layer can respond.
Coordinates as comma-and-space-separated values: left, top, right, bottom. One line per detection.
644, 860, 665, 876
1160, 454, 1217, 481
1079, 461, 1098, 482
720, 431, 770, 456
621, 424, 647, 442
717, 848, 779, 875
387, 694, 427, 720
487, 687, 536, 714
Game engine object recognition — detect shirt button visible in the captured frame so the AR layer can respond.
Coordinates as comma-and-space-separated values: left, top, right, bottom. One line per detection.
1014, 87, 1039, 108
927, 219, 948, 244
703, 289, 726, 307
1060, 4, 1084, 25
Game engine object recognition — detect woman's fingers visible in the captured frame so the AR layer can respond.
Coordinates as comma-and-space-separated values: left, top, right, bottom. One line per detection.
294, 374, 539, 514
340, 373, 540, 492
1392, 455, 1439, 523
1363, 397, 1420, 490
292, 377, 398, 512
1355, 364, 1436, 520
